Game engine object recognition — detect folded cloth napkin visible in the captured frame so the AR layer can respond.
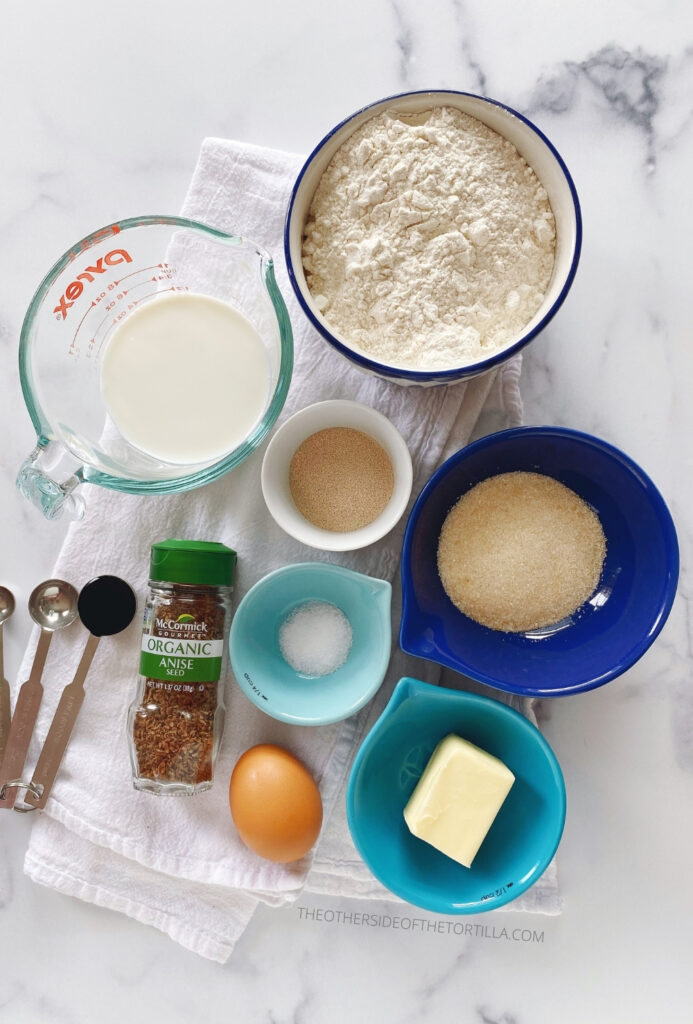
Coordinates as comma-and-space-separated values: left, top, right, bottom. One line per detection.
18, 139, 558, 963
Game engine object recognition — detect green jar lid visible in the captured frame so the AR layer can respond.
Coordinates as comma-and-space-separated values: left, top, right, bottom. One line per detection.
150, 539, 237, 587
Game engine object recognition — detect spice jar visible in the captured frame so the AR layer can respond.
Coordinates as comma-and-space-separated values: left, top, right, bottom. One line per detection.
128, 539, 236, 796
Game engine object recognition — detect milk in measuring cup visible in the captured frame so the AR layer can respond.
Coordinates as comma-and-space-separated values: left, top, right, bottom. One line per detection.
101, 292, 269, 464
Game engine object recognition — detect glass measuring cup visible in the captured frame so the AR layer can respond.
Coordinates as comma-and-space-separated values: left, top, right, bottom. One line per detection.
17, 216, 294, 520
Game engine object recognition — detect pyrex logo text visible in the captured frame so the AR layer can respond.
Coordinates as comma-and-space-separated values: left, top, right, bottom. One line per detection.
54, 249, 133, 319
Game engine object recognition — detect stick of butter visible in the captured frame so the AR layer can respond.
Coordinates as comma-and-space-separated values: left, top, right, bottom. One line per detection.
403, 734, 515, 868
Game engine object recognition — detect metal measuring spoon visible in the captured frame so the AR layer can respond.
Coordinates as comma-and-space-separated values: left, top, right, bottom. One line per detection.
0, 586, 16, 763
0, 580, 79, 809
19, 576, 136, 812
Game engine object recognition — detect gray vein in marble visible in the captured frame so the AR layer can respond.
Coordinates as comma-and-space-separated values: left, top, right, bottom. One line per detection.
533, 698, 552, 727
528, 45, 667, 174
109, 950, 161, 989
0, 984, 22, 1016
0, 189, 77, 237
391, 1, 414, 85
657, 48, 693, 155
3, 990, 75, 1024
450, 0, 487, 96
286, 986, 316, 1024
403, 950, 471, 1022
227, 935, 265, 980
261, 945, 319, 1024
477, 1009, 519, 1024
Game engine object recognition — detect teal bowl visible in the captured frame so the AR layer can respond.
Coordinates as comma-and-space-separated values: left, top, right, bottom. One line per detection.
347, 677, 565, 913
229, 563, 392, 725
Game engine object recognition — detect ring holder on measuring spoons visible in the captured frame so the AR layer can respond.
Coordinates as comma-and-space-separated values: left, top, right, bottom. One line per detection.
17, 215, 293, 520
2, 779, 43, 814
19, 576, 136, 812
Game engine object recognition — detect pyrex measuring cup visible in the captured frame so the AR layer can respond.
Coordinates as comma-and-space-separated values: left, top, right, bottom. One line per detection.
17, 216, 293, 520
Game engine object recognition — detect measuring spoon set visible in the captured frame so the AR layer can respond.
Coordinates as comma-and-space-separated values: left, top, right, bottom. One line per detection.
0, 575, 135, 812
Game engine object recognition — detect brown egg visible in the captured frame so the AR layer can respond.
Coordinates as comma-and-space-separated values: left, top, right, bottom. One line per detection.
229, 744, 323, 863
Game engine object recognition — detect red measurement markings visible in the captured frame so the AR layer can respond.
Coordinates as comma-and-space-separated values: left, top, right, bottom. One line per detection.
104, 290, 129, 313
69, 296, 101, 354
93, 309, 114, 344
114, 262, 169, 286
75, 300, 96, 336
122, 275, 167, 295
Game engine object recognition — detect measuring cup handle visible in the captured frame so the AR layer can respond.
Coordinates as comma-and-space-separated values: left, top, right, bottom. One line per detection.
16, 441, 86, 521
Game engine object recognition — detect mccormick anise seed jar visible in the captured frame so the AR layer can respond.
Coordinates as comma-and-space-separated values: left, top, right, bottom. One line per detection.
128, 539, 236, 796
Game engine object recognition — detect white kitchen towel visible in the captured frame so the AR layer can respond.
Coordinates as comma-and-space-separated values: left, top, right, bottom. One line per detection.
17, 139, 556, 963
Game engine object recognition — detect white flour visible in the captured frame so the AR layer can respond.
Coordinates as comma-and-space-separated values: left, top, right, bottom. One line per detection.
302, 106, 556, 370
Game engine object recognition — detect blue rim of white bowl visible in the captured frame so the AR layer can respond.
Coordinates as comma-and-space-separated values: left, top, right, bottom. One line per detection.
400, 425, 680, 696
285, 89, 583, 383
346, 679, 567, 914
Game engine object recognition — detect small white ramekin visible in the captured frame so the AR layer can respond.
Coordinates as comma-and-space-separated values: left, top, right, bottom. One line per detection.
261, 400, 413, 551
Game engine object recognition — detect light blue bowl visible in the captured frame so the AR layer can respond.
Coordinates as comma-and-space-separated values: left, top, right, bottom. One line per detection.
229, 563, 392, 725
347, 677, 566, 914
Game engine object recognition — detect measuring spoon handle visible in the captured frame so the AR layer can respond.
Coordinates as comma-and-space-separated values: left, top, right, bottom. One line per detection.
23, 634, 100, 811
0, 630, 53, 808
0, 678, 9, 765
0, 680, 44, 809
0, 624, 9, 762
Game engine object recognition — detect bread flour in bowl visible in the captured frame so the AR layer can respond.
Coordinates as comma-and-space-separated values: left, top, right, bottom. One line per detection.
285, 91, 582, 386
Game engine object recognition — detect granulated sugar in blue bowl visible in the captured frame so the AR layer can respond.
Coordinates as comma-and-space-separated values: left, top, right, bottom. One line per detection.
400, 426, 679, 697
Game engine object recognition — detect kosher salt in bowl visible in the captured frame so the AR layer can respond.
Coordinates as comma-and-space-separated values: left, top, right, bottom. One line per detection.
346, 677, 566, 914
229, 562, 392, 726
400, 426, 679, 697
285, 90, 581, 386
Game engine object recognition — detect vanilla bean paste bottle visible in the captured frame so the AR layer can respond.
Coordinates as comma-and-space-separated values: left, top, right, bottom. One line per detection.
128, 539, 236, 795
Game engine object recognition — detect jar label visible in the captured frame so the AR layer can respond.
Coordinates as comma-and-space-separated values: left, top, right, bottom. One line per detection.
139, 636, 224, 682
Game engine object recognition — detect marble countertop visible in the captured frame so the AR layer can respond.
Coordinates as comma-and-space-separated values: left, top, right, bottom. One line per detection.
1, 1, 691, 1020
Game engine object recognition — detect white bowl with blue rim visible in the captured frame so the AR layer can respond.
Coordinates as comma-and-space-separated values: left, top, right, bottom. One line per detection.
285, 89, 581, 386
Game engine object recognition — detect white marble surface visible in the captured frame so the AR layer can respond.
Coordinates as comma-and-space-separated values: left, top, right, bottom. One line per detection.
0, 0, 691, 1019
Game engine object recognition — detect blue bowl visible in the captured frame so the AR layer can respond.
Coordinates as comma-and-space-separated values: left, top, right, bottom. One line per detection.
285, 90, 581, 386
347, 677, 565, 913
229, 563, 392, 725
400, 426, 679, 697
